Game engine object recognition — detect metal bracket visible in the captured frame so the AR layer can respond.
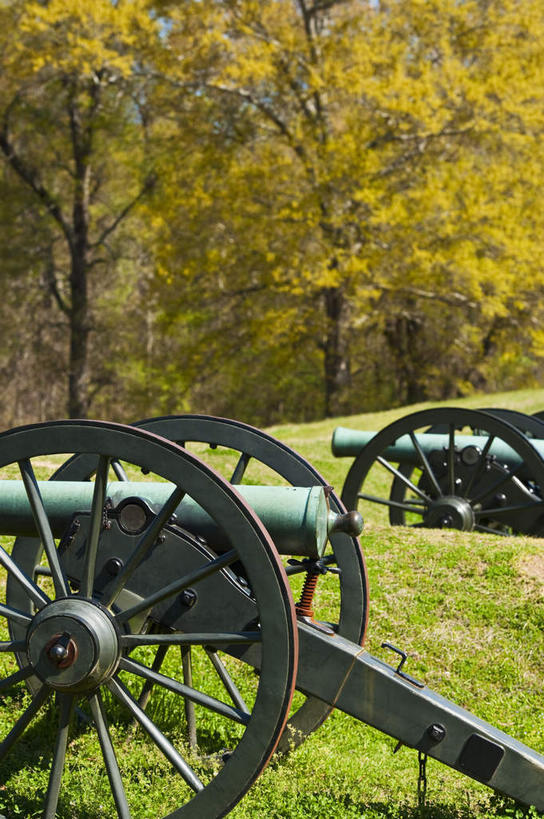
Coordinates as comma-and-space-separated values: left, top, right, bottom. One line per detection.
381, 642, 425, 688
285, 555, 341, 577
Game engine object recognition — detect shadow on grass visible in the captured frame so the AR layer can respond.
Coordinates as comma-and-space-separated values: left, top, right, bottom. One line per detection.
0, 705, 117, 819
284, 791, 542, 819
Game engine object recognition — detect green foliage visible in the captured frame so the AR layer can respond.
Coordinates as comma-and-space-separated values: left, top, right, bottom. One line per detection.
1, 1, 544, 423
141, 0, 544, 422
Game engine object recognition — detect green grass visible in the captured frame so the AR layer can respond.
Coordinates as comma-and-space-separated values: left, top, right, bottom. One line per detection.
227, 525, 544, 819
2, 387, 544, 817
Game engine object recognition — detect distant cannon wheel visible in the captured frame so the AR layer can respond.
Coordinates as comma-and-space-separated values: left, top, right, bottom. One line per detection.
479, 408, 544, 439
10, 414, 367, 753
2, 420, 297, 818
340, 408, 544, 535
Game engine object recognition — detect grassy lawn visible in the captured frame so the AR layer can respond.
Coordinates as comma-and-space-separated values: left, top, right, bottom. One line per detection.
1, 388, 544, 817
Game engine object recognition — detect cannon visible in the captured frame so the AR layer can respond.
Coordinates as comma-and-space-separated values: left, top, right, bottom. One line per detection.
333, 407, 544, 534
0, 417, 544, 817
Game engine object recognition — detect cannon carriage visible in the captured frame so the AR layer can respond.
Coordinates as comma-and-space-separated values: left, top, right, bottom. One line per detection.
334, 407, 544, 535
0, 415, 543, 817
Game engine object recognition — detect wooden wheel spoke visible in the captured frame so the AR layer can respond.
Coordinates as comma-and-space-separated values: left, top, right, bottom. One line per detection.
114, 549, 237, 626
181, 647, 197, 749
474, 524, 508, 535
464, 434, 495, 497
43, 694, 75, 819
206, 649, 250, 714
409, 432, 443, 497
119, 656, 251, 725
474, 502, 543, 518
107, 676, 204, 793
18, 458, 69, 598
120, 630, 261, 649
357, 492, 426, 515
447, 424, 456, 495
104, 484, 186, 609
0, 542, 50, 609
0, 684, 50, 761
111, 459, 129, 482
0, 601, 33, 626
230, 452, 251, 484
89, 691, 131, 819
376, 456, 432, 503
470, 463, 524, 505
0, 639, 26, 653
0, 665, 35, 692
81, 454, 111, 598
134, 644, 169, 713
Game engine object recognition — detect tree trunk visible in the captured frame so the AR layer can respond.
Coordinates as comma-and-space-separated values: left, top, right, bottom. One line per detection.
322, 286, 350, 417
68, 252, 89, 418
383, 314, 427, 405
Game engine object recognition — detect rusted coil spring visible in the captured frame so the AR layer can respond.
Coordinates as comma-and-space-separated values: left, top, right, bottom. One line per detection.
289, 557, 340, 631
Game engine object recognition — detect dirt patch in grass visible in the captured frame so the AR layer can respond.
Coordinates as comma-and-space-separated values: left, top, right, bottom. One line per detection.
518, 553, 544, 586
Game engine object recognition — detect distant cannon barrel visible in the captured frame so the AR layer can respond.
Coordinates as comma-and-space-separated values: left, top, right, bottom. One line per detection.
335, 409, 544, 536
332, 425, 544, 469
0, 480, 360, 558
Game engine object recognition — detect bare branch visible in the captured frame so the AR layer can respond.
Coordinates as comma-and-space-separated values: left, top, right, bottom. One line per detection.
0, 106, 73, 248
91, 173, 156, 250
43, 257, 69, 315
378, 283, 478, 309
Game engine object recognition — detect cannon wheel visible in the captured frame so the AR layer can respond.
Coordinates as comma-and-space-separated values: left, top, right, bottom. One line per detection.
1, 420, 297, 818
10, 414, 368, 752
340, 408, 544, 534
479, 408, 544, 439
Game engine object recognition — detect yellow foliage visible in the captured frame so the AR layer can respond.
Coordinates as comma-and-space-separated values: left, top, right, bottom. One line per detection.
3, 0, 543, 414
6, 0, 158, 79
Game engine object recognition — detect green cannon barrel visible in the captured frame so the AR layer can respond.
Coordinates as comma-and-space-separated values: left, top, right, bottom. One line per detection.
0, 481, 357, 558
332, 426, 544, 467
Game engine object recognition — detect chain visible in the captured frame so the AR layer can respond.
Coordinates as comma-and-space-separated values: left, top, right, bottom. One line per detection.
417, 751, 428, 808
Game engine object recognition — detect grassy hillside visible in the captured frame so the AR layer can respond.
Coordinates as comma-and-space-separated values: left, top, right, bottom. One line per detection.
268, 386, 544, 497
2, 388, 544, 818
235, 388, 544, 818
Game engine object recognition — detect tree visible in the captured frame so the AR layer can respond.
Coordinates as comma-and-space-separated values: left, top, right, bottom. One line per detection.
0, 0, 159, 417
147, 0, 544, 419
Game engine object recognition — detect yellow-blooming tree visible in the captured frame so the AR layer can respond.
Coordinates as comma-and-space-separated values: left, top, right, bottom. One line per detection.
147, 0, 544, 420
1, 0, 544, 423
0, 0, 161, 418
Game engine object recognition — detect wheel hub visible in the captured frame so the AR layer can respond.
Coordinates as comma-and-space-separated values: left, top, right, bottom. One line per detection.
26, 598, 120, 692
425, 496, 475, 531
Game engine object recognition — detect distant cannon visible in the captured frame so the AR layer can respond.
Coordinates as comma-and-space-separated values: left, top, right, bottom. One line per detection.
0, 416, 543, 817
333, 407, 544, 534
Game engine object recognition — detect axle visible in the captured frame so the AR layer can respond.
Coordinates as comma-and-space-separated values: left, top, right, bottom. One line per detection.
0, 481, 361, 558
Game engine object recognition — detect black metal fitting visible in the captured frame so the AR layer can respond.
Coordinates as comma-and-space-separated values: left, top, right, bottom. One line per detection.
180, 588, 198, 608
427, 723, 446, 743
381, 642, 425, 689
105, 557, 124, 576
286, 556, 341, 577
